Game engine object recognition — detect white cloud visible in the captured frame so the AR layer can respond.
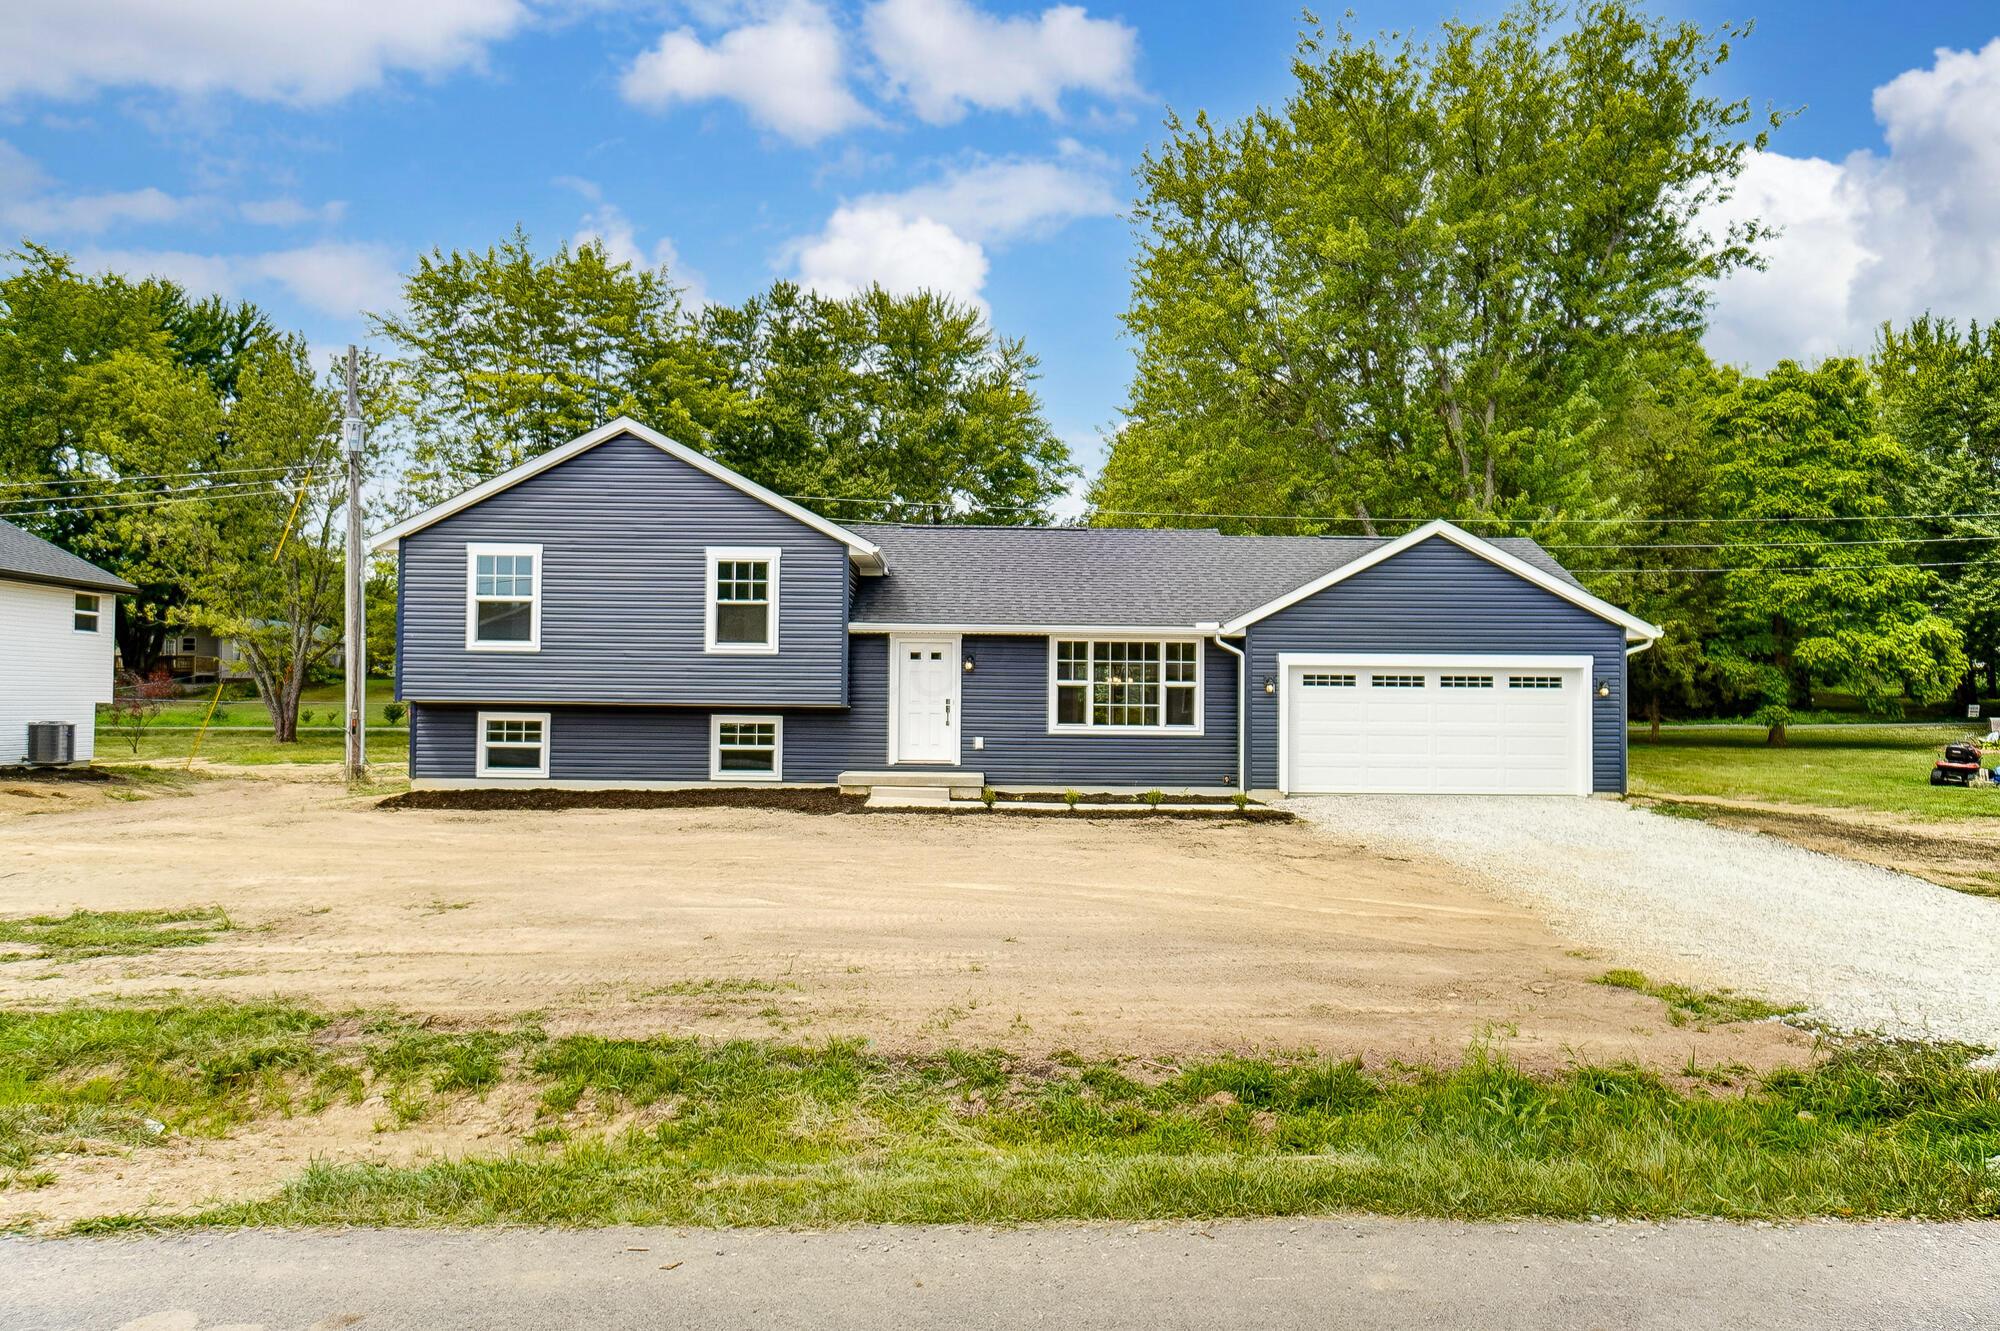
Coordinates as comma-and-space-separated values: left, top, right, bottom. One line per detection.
0, 0, 528, 105
1707, 37, 2000, 367
4, 184, 194, 233
619, 2, 873, 144
862, 0, 1139, 124
73, 241, 403, 319
245, 243, 403, 317
784, 152, 1119, 310
790, 206, 989, 307
858, 155, 1119, 243
239, 197, 347, 227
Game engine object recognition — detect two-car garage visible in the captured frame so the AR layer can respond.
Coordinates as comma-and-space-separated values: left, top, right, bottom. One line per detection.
1279, 655, 1594, 796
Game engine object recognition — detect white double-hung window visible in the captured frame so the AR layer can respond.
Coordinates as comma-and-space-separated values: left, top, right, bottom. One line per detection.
476, 711, 549, 778
705, 547, 779, 654
1049, 639, 1202, 733
711, 715, 782, 780
466, 543, 541, 651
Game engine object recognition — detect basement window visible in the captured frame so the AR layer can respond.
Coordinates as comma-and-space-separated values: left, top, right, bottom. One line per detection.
476, 712, 549, 779
712, 715, 782, 781
466, 544, 541, 651
705, 548, 780, 654
73, 594, 100, 632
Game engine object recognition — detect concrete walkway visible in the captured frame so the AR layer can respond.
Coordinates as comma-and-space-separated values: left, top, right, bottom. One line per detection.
5, 1219, 1995, 1330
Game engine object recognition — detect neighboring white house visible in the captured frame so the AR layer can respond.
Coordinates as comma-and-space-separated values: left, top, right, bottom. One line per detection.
0, 517, 135, 765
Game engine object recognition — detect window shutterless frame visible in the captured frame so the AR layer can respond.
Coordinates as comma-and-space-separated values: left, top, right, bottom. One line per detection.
704, 547, 781, 655
474, 710, 550, 779
1045, 636, 1204, 736
465, 543, 542, 652
73, 593, 100, 632
711, 714, 783, 781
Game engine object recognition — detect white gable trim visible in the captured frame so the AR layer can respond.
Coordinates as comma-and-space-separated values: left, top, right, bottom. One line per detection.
1218, 520, 1662, 641
367, 417, 886, 572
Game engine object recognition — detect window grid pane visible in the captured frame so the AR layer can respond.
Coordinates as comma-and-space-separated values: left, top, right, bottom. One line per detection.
1301, 672, 1355, 687
717, 720, 777, 774
1510, 675, 1564, 690
1374, 674, 1425, 688
1439, 674, 1494, 688
1055, 640, 1194, 729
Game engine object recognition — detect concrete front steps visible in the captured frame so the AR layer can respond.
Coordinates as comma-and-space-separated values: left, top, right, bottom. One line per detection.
839, 770, 1254, 814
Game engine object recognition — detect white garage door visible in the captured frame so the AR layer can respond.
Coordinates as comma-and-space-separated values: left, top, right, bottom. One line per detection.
1285, 660, 1590, 795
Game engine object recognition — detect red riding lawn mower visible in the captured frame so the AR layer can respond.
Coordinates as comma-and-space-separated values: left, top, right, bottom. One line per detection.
1930, 734, 1995, 786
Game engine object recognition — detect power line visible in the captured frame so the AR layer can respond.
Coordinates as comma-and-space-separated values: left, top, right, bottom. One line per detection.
788, 492, 2000, 529
0, 484, 284, 521
1577, 558, 1983, 576
0, 464, 295, 493
0, 477, 303, 513
1546, 533, 2000, 552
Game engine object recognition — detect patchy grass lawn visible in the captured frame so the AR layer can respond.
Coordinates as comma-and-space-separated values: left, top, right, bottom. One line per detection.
6, 1000, 1997, 1228
1596, 970, 1805, 1029
1629, 724, 2000, 822
0, 908, 232, 964
95, 729, 404, 766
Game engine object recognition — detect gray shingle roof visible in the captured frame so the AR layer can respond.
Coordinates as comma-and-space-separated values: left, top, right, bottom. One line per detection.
0, 518, 137, 594
846, 523, 1582, 627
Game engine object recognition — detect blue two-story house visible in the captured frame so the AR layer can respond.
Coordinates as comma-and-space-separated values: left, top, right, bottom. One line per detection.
372, 418, 1660, 796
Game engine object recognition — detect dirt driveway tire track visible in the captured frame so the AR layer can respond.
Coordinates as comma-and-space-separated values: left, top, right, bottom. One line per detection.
0, 774, 1809, 1072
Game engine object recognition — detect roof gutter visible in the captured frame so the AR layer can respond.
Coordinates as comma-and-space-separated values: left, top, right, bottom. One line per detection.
1201, 622, 1247, 793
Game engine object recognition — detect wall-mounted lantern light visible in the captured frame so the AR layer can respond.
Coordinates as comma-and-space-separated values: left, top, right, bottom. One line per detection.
1595, 679, 1612, 699
962, 655, 976, 673
1263, 677, 1277, 695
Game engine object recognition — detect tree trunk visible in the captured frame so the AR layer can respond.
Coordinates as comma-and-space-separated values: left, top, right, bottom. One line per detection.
1646, 694, 1661, 743
1766, 720, 1788, 747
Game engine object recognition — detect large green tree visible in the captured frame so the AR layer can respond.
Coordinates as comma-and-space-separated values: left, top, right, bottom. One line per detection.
1706, 360, 1964, 742
1872, 316, 2000, 695
0, 243, 276, 669
165, 339, 378, 742
371, 227, 731, 506
1095, 0, 1773, 534
703, 282, 1074, 521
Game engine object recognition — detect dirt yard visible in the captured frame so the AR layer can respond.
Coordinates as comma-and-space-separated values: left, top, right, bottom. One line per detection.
0, 769, 1810, 1073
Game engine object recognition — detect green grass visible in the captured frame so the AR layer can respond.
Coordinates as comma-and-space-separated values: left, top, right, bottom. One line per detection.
1629, 723, 2000, 821
10, 1001, 1996, 1227
1597, 969, 1806, 1029
0, 908, 231, 963
96, 729, 395, 766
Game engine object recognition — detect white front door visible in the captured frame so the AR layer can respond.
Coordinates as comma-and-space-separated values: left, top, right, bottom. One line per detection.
895, 637, 959, 763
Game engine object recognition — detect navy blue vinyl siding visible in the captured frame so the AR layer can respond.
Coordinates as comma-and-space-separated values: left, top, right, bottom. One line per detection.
398, 432, 850, 706
410, 636, 890, 782
410, 633, 1241, 787
952, 635, 1238, 787
1242, 538, 1628, 792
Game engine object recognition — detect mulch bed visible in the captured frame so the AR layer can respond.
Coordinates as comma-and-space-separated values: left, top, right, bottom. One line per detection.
378, 786, 1292, 821
378, 787, 867, 814
991, 790, 1242, 806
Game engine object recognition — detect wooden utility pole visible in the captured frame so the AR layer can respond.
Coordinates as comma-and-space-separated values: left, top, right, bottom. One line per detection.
342, 345, 366, 785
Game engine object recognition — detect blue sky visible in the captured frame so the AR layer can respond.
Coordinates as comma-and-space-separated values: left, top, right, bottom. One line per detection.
5, 0, 2000, 496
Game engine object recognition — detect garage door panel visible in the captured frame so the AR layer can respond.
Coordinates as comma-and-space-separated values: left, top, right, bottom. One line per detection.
1287, 662, 1584, 795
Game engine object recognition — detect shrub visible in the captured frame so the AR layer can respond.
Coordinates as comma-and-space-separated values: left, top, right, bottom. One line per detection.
1142, 789, 1165, 808
383, 702, 407, 726
1062, 788, 1082, 810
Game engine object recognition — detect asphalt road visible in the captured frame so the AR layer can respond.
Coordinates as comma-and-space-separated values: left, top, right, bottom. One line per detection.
4, 1219, 1996, 1330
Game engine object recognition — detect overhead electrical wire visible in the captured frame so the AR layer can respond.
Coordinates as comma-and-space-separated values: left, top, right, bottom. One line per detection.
0, 464, 295, 493
0, 484, 283, 521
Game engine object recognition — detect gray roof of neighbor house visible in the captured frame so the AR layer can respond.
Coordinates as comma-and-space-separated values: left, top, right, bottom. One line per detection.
0, 517, 137, 594
846, 522, 1583, 628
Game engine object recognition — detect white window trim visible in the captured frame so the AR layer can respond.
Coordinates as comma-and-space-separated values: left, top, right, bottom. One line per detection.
73, 593, 100, 632
474, 710, 550, 779
465, 542, 542, 653
1273, 652, 1593, 797
1045, 636, 1205, 737
704, 546, 781, 656
711, 713, 784, 782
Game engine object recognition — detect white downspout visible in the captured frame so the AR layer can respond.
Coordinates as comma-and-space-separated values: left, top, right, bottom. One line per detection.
1204, 625, 1247, 793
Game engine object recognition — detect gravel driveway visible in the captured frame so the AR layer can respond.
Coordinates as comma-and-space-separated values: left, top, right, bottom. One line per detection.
1288, 797, 2000, 1049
